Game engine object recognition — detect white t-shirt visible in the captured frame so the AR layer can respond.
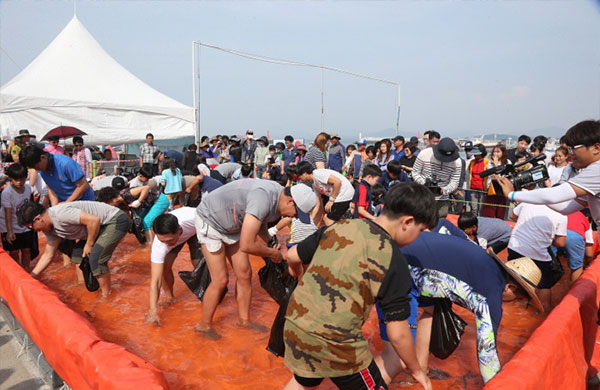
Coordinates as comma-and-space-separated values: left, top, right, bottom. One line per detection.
0, 184, 32, 234
151, 207, 197, 264
547, 165, 566, 186
508, 203, 567, 262
569, 160, 600, 233
197, 163, 211, 176
311, 169, 354, 203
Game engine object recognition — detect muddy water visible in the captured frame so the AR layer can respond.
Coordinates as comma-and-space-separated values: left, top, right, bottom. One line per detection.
38, 233, 572, 390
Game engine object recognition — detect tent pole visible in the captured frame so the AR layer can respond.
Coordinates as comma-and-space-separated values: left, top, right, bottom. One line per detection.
192, 42, 200, 145
395, 84, 401, 136
320, 67, 325, 132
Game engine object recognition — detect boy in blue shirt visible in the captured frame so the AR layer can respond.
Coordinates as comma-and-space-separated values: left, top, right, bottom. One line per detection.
352, 164, 382, 220
378, 160, 411, 191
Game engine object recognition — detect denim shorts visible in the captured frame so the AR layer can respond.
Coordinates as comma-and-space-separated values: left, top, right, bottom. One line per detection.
377, 285, 419, 342
551, 229, 585, 270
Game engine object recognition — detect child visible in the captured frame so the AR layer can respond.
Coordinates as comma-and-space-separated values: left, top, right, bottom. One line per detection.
160, 158, 183, 211
1, 163, 36, 270
370, 183, 386, 217
352, 164, 382, 220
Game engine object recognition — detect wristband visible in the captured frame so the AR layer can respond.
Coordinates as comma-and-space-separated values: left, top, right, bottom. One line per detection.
329, 197, 336, 202
510, 191, 516, 202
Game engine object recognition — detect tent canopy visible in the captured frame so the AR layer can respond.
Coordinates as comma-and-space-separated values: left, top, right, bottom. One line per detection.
0, 16, 194, 145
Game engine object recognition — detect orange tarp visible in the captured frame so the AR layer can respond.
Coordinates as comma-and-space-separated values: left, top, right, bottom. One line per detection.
0, 251, 169, 390
483, 254, 600, 390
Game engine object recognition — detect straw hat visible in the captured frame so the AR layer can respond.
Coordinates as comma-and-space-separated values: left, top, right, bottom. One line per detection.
487, 249, 544, 312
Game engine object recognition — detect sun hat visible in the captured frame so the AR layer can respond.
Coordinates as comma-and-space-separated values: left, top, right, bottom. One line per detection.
257, 136, 269, 145
487, 249, 544, 312
330, 132, 341, 140
296, 144, 307, 152
290, 184, 317, 224
18, 129, 36, 138
432, 137, 459, 163
230, 136, 241, 143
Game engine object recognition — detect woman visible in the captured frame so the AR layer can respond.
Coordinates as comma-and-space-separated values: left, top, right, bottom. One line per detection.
304, 132, 330, 169
374, 138, 393, 171
547, 146, 569, 186
294, 144, 307, 165
399, 141, 418, 175
481, 144, 510, 219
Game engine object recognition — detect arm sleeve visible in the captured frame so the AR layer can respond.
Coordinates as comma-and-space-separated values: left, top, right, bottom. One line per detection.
296, 227, 327, 264
585, 227, 594, 244
376, 248, 412, 322
411, 155, 426, 185
511, 183, 577, 204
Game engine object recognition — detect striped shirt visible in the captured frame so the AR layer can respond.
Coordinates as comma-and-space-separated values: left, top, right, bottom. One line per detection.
411, 147, 462, 200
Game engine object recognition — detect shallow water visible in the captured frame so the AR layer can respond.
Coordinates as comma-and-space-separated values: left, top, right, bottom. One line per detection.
38, 233, 572, 390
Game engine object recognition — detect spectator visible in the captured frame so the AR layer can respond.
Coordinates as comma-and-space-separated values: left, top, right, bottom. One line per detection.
507, 134, 531, 163
71, 136, 93, 179
282, 135, 297, 170
481, 144, 511, 219
305, 132, 330, 169
375, 138, 394, 171
548, 146, 569, 186
99, 149, 118, 176
208, 137, 220, 158
357, 145, 376, 178
9, 129, 36, 163
412, 137, 462, 217
283, 183, 436, 390
253, 136, 270, 179
265, 145, 281, 181
198, 142, 212, 158
295, 144, 307, 165
468, 144, 489, 216
228, 136, 242, 163
296, 161, 354, 225
241, 130, 257, 164
1, 163, 35, 270
392, 135, 405, 160
327, 133, 345, 172
44, 135, 65, 155
352, 164, 383, 220
423, 130, 440, 148
399, 141, 417, 175
139, 133, 161, 176
182, 144, 199, 173
145, 208, 203, 326
20, 201, 130, 298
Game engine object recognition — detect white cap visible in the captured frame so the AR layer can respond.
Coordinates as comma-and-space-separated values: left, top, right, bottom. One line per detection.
290, 184, 317, 223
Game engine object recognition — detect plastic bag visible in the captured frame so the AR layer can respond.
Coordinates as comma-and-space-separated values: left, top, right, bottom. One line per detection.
79, 256, 100, 292
429, 298, 467, 359
548, 247, 564, 286
267, 298, 290, 357
258, 237, 296, 305
130, 209, 146, 245
178, 258, 227, 303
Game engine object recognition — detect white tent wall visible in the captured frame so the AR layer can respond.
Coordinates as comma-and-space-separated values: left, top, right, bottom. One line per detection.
0, 16, 194, 145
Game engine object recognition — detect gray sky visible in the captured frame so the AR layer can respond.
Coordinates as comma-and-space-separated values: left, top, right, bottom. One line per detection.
1, 1, 599, 141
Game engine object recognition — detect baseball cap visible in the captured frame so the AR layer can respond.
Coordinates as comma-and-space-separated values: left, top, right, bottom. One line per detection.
410, 136, 419, 144
290, 184, 317, 224
356, 138, 367, 146
463, 141, 474, 151
111, 176, 127, 191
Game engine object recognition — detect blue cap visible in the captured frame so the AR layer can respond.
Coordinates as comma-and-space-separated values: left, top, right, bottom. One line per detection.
356, 138, 367, 145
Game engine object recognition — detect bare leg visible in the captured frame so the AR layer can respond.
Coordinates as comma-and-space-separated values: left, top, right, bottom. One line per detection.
62, 252, 71, 267
8, 250, 19, 262
415, 307, 434, 370
375, 341, 405, 384
161, 252, 177, 302
196, 244, 228, 339
76, 266, 84, 284
537, 288, 552, 312
226, 242, 253, 326
97, 273, 111, 298
144, 230, 154, 245
20, 248, 31, 271
570, 267, 583, 284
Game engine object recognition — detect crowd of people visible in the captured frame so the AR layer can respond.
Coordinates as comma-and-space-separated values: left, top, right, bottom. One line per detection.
0, 120, 598, 389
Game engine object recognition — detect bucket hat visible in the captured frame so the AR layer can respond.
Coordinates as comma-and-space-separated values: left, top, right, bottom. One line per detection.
432, 137, 459, 162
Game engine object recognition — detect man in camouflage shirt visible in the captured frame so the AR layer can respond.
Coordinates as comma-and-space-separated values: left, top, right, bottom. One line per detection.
283, 183, 437, 390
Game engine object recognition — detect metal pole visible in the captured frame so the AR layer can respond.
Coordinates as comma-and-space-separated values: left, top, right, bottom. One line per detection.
395, 84, 401, 136
192, 42, 198, 145
320, 67, 325, 132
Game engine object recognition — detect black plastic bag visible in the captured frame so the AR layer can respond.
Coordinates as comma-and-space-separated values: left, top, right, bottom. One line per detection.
79, 256, 100, 292
258, 237, 296, 305
130, 209, 146, 245
178, 258, 227, 303
429, 299, 467, 359
267, 298, 290, 357
548, 247, 564, 286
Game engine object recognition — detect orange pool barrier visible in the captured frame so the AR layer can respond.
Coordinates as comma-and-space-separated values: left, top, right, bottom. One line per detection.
484, 253, 600, 390
0, 251, 169, 390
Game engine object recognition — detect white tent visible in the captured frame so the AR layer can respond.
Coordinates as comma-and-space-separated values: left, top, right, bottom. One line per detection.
0, 16, 194, 145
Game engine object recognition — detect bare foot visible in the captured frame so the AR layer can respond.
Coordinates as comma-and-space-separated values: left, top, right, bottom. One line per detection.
161, 297, 176, 307
236, 322, 268, 333
194, 324, 221, 340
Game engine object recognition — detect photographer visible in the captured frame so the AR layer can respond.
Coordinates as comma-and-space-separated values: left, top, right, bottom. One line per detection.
412, 137, 462, 217
498, 120, 600, 235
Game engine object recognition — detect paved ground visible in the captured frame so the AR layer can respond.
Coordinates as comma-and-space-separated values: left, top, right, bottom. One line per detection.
0, 316, 53, 390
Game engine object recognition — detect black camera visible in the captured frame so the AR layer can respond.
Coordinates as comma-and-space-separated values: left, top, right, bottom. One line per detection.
479, 154, 549, 195
425, 177, 442, 196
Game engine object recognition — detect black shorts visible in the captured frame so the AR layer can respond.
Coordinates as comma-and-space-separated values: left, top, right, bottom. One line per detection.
294, 360, 388, 390
327, 201, 351, 221
507, 248, 553, 289
1, 230, 35, 252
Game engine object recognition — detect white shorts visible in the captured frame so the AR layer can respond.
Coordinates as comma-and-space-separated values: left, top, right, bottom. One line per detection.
195, 214, 240, 253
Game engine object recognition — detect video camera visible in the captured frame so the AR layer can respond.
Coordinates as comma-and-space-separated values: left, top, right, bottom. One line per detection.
425, 176, 443, 196
479, 154, 549, 194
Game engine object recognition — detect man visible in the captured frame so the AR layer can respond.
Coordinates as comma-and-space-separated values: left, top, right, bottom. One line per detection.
412, 137, 462, 217
241, 129, 257, 165
392, 135, 405, 160
499, 120, 600, 236
9, 129, 36, 163
18, 201, 130, 298
378, 160, 411, 191
507, 135, 531, 163
145, 208, 202, 326
163, 149, 184, 169
457, 212, 513, 253
182, 144, 199, 173
139, 133, 160, 176
326, 133, 345, 172
213, 162, 242, 182
427, 131, 440, 146
19, 145, 94, 204
282, 135, 297, 171
184, 172, 223, 206
282, 183, 436, 390
351, 139, 368, 180
374, 232, 542, 385
194, 180, 318, 340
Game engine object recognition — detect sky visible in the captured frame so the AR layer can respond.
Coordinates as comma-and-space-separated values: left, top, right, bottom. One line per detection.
1, 0, 599, 142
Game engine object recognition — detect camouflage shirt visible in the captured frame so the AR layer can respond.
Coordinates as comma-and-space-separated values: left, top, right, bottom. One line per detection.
284, 219, 412, 378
